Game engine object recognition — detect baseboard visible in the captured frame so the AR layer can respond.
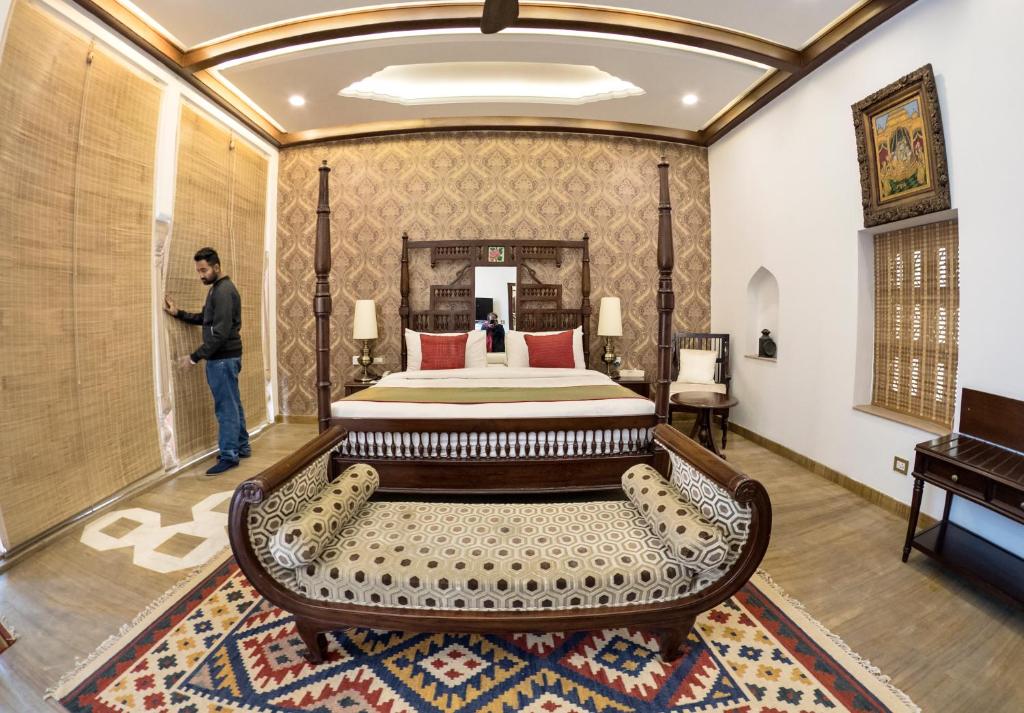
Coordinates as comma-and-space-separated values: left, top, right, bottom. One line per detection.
728, 422, 937, 529
275, 414, 318, 424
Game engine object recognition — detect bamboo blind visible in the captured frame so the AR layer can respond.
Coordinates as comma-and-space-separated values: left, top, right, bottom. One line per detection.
872, 220, 959, 428
167, 105, 267, 461
0, 2, 162, 548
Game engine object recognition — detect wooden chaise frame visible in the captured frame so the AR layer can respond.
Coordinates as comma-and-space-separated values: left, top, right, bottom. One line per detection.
313, 158, 678, 494
229, 423, 772, 662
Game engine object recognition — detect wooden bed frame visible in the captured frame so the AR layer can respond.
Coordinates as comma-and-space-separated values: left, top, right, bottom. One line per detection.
312, 158, 677, 494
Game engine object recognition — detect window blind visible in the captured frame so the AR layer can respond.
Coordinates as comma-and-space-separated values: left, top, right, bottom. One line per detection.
0, 1, 162, 549
872, 220, 959, 428
166, 105, 268, 461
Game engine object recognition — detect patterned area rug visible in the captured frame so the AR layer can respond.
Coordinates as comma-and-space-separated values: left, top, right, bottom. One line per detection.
52, 553, 918, 712
0, 615, 16, 655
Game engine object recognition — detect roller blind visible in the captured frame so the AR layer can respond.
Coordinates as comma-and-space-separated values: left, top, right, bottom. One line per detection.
166, 105, 267, 461
0, 2, 162, 549
872, 219, 959, 428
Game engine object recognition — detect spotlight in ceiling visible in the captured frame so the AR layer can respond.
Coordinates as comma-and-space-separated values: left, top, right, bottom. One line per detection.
288, 95, 306, 107
681, 93, 699, 106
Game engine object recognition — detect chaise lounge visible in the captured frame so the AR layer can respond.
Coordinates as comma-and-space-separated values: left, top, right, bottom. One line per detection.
228, 423, 772, 663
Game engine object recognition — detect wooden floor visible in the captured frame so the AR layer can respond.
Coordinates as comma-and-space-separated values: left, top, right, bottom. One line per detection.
1, 423, 1021, 711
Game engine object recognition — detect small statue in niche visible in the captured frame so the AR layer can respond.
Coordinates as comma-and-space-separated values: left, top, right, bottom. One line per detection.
758, 329, 777, 358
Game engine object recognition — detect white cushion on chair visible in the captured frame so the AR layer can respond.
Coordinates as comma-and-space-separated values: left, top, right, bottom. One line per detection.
678, 348, 717, 384
670, 381, 727, 396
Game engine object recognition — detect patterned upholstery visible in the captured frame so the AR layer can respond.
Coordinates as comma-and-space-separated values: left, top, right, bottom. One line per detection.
269, 464, 379, 569
246, 451, 333, 589
289, 501, 700, 611
250, 448, 753, 613
621, 464, 728, 574
664, 449, 753, 592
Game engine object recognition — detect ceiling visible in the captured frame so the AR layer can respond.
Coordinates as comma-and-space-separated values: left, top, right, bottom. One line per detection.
87, 0, 918, 146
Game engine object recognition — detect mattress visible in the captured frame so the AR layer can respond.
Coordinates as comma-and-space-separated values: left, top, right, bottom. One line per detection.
330, 367, 654, 419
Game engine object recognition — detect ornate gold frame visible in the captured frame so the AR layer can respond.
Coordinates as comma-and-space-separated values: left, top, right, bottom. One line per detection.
852, 63, 951, 227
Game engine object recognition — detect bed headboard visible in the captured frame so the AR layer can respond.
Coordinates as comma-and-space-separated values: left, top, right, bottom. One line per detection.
399, 237, 592, 371
312, 157, 676, 432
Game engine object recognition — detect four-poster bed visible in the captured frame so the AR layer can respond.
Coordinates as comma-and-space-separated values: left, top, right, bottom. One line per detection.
311, 158, 676, 494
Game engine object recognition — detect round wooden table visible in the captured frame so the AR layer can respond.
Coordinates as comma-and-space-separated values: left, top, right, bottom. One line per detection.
670, 391, 739, 459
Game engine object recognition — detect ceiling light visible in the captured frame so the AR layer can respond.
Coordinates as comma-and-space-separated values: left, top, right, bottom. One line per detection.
682, 93, 699, 106
288, 95, 306, 107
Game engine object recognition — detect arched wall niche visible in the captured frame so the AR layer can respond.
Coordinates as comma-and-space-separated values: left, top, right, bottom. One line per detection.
746, 266, 779, 358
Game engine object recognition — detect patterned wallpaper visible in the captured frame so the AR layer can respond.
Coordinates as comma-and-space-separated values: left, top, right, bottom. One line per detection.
277, 131, 710, 415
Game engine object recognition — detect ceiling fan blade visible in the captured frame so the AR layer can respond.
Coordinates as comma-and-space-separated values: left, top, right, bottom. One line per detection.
481, 0, 519, 34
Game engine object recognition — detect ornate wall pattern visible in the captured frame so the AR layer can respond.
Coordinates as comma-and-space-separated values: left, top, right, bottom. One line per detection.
277, 132, 710, 415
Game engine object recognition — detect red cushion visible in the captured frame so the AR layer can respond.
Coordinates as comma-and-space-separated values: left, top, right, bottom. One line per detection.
419, 333, 469, 370
524, 330, 575, 368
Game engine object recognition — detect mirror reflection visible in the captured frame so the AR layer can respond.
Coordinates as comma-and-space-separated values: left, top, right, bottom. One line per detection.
474, 266, 516, 351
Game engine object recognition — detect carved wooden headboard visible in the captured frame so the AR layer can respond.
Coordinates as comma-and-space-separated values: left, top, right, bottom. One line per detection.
399, 236, 592, 370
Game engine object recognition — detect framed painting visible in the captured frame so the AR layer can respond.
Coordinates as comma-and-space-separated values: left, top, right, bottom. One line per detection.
852, 64, 950, 227
487, 246, 506, 263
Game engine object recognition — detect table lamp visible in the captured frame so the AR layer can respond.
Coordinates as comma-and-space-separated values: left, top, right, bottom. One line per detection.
597, 296, 622, 378
353, 299, 378, 382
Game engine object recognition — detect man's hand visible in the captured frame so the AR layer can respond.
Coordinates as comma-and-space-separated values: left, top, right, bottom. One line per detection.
163, 295, 177, 316
177, 355, 196, 368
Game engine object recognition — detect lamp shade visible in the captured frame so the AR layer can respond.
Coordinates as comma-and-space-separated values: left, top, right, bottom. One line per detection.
597, 296, 622, 337
352, 299, 378, 340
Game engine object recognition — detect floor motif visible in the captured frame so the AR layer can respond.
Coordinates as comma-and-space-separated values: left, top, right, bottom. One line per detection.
54, 555, 919, 712
79, 491, 233, 573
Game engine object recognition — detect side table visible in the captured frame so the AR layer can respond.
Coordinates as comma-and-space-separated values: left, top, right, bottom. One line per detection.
669, 391, 739, 458
614, 376, 652, 399
344, 381, 377, 396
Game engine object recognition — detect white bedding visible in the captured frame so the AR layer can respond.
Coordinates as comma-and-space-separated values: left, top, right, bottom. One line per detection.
331, 367, 654, 419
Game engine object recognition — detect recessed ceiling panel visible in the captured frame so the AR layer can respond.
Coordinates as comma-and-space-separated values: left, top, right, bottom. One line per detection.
339, 62, 644, 105
219, 32, 767, 132
125, 0, 866, 49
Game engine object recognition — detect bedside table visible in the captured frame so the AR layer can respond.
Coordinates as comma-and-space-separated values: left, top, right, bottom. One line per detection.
344, 381, 377, 396
615, 375, 651, 399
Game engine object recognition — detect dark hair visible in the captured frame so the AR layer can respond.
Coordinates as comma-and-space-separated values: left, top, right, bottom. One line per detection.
193, 247, 220, 265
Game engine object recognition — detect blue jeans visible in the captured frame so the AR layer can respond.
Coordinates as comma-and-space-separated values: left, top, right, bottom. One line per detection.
205, 357, 250, 462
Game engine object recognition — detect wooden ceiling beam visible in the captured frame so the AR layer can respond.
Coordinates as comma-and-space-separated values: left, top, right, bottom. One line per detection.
282, 116, 703, 147
701, 0, 921, 145
180, 3, 800, 73
68, 0, 921, 148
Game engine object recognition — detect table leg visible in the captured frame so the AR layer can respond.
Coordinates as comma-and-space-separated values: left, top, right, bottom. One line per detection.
902, 477, 925, 562
936, 490, 954, 553
697, 408, 724, 459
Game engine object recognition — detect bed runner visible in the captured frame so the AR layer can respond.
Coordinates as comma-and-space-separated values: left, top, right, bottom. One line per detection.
344, 384, 646, 404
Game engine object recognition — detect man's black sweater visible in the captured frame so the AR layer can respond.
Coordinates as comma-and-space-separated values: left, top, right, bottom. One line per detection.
177, 276, 243, 362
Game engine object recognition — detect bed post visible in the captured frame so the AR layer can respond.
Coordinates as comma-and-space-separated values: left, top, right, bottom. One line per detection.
314, 160, 332, 433
655, 157, 675, 425
400, 232, 410, 371
581, 232, 591, 368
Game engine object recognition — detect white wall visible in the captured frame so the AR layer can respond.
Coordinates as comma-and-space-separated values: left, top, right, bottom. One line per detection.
709, 0, 1024, 556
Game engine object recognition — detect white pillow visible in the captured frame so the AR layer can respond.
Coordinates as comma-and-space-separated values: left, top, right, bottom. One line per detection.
404, 329, 487, 370
506, 326, 585, 369
678, 348, 718, 384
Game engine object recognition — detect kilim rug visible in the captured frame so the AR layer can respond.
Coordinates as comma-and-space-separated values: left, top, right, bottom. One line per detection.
0, 614, 16, 655
52, 552, 919, 712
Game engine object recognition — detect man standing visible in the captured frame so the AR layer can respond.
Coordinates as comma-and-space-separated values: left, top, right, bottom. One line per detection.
164, 247, 250, 475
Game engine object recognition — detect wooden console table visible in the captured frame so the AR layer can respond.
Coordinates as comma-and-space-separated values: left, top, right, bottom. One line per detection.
903, 389, 1024, 605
